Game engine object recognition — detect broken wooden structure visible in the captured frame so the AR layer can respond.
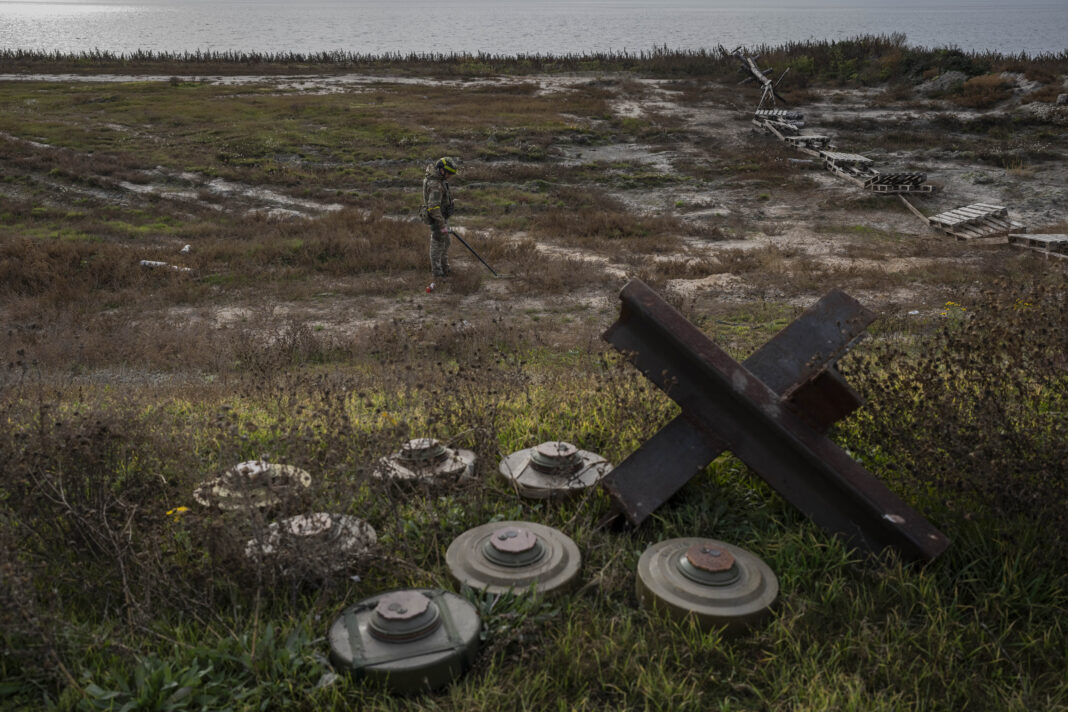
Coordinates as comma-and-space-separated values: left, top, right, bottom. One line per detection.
743, 64, 1051, 256
865, 172, 931, 193
600, 279, 950, 563
734, 50, 789, 110
752, 110, 803, 139
751, 108, 933, 194
820, 151, 876, 183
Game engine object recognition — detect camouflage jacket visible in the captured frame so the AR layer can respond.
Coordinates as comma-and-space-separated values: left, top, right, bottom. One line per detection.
421, 166, 454, 228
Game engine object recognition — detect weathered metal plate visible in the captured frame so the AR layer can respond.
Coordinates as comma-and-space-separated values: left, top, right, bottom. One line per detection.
636, 538, 778, 633
744, 288, 874, 398
603, 279, 949, 562
785, 368, 864, 432
601, 287, 873, 526
445, 520, 581, 597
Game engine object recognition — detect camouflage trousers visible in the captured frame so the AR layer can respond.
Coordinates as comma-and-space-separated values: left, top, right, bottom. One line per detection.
429, 226, 451, 278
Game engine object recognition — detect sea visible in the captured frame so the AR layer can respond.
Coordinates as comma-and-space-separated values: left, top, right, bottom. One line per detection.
0, 0, 1065, 58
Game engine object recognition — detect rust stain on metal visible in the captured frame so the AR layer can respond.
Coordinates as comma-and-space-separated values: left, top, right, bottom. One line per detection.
601, 278, 949, 563
685, 544, 736, 572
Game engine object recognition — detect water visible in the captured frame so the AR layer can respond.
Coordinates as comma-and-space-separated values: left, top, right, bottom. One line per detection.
1, 0, 1065, 58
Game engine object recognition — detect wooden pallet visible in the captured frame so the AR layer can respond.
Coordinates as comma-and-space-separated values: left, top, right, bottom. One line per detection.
865, 172, 933, 193
928, 203, 1023, 240
820, 151, 872, 166
783, 134, 831, 151
754, 108, 805, 125
819, 151, 876, 186
1008, 233, 1068, 258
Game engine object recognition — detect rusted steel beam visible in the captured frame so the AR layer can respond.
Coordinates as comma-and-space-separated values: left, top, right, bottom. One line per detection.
602, 279, 949, 562
597, 413, 726, 526
602, 286, 873, 526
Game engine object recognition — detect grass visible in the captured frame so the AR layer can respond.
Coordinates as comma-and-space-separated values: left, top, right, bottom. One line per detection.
1, 42, 1067, 711
2, 344, 1064, 710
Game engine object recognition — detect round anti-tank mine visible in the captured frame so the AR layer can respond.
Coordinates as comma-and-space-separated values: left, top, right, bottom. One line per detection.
244, 512, 376, 575
193, 460, 311, 511
636, 537, 778, 633
375, 438, 476, 481
498, 441, 612, 498
328, 588, 480, 694
446, 520, 581, 596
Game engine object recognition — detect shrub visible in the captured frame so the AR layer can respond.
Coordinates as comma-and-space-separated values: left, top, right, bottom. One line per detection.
949, 73, 1016, 108
843, 277, 1067, 562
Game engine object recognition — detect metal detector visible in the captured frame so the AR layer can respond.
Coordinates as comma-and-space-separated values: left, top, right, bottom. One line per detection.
448, 229, 502, 277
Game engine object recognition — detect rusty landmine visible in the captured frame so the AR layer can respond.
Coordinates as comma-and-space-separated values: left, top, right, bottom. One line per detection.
243, 512, 377, 576
374, 438, 476, 481
192, 460, 312, 511
497, 441, 613, 499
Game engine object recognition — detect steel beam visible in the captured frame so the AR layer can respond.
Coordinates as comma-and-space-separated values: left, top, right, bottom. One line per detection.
602, 285, 873, 525
602, 279, 948, 562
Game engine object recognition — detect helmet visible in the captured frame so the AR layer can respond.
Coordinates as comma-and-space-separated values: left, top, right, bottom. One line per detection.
435, 157, 459, 175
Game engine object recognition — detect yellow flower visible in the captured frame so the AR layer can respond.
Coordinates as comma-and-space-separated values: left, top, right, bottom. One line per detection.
166, 506, 190, 518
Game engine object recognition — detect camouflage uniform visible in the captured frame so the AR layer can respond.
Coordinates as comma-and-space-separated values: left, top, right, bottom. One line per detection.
422, 163, 455, 278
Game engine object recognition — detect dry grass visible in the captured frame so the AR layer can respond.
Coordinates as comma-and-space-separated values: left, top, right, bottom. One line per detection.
949, 74, 1017, 108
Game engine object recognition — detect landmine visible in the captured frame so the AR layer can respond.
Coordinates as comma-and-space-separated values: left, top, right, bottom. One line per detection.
445, 521, 581, 597
244, 513, 376, 574
636, 538, 779, 633
193, 460, 311, 511
374, 438, 476, 481
498, 441, 613, 499
328, 589, 481, 694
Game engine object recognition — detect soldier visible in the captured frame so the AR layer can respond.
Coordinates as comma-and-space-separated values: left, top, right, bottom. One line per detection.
422, 157, 459, 280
